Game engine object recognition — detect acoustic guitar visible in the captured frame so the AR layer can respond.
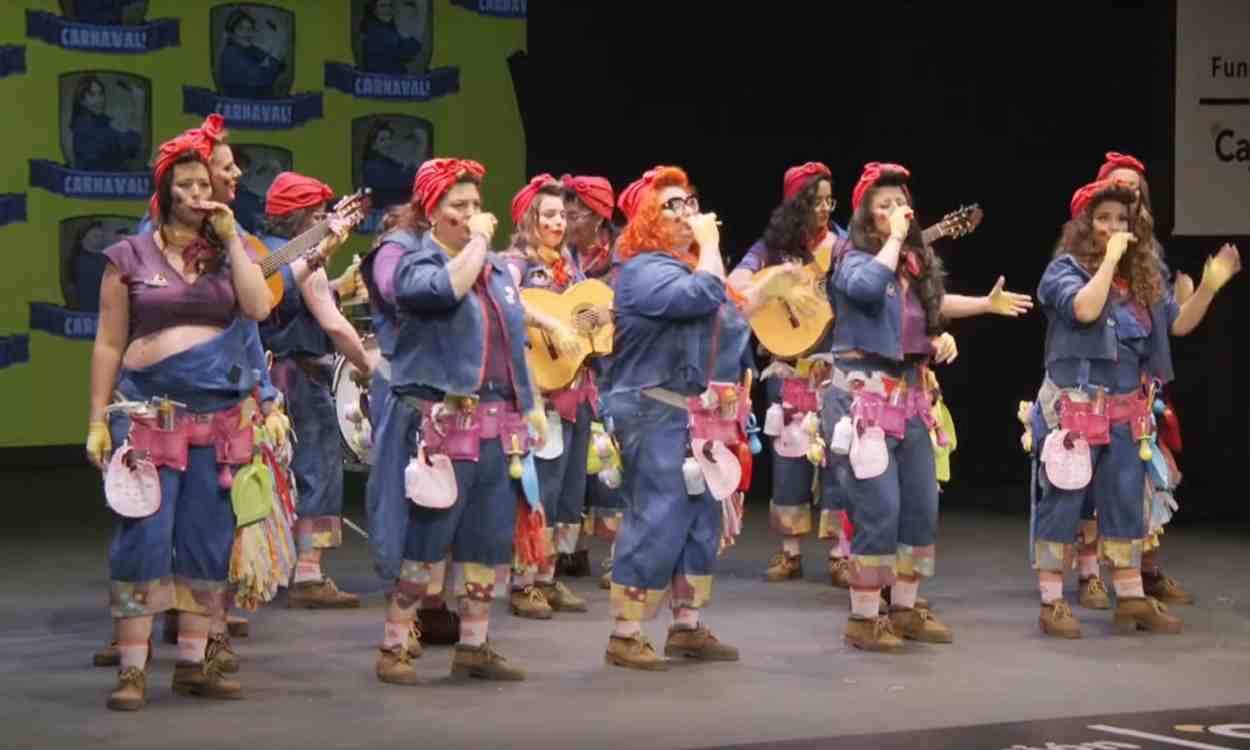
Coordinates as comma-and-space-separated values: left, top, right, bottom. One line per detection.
751, 204, 984, 359
254, 188, 372, 309
520, 278, 614, 392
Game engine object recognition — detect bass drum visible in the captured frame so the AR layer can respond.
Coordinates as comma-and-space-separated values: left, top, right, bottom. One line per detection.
332, 338, 376, 472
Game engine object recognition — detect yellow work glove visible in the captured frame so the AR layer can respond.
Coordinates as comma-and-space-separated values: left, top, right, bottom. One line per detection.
526, 406, 549, 450
87, 421, 111, 470
264, 410, 290, 446
1199, 243, 1242, 294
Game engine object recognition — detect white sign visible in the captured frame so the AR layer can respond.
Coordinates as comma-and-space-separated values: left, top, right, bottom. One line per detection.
1175, 1, 1250, 235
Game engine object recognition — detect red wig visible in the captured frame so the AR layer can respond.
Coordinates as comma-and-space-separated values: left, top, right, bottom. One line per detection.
616, 166, 698, 268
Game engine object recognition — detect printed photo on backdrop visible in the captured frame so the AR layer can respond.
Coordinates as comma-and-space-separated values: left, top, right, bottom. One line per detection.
351, 115, 432, 231
59, 215, 138, 314
59, 71, 151, 173
211, 3, 294, 101
59, 0, 148, 25
352, 0, 432, 76
230, 144, 293, 235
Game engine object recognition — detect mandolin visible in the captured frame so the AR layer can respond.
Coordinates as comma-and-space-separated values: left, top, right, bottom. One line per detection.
520, 278, 615, 392
254, 189, 372, 309
752, 204, 984, 358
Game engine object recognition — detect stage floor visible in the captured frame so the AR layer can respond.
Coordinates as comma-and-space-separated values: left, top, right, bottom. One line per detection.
2, 469, 1248, 750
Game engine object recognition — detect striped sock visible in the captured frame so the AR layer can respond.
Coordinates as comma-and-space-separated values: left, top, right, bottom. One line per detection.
782, 537, 801, 557
613, 619, 641, 638
457, 599, 489, 647
294, 559, 322, 584
177, 633, 207, 664
1078, 554, 1100, 579
383, 620, 411, 650
118, 640, 149, 670
1112, 569, 1145, 599
890, 578, 919, 609
672, 607, 699, 629
1039, 572, 1064, 604
850, 587, 881, 619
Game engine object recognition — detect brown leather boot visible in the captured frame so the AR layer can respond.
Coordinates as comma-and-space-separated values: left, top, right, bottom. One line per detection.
828, 557, 851, 589
764, 552, 802, 582
1114, 596, 1183, 634
226, 615, 249, 638
450, 641, 526, 681
536, 580, 588, 612
1039, 599, 1082, 638
287, 577, 360, 609
417, 604, 460, 645
509, 585, 553, 619
1078, 576, 1112, 609
559, 550, 593, 578
172, 661, 242, 699
207, 633, 240, 674
889, 607, 953, 643
107, 667, 147, 711
94, 640, 120, 667
844, 615, 904, 652
376, 644, 418, 685
605, 633, 669, 671
1143, 571, 1195, 605
664, 624, 739, 661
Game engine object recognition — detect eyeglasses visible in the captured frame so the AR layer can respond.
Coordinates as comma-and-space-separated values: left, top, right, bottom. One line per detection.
813, 196, 836, 208
661, 195, 700, 215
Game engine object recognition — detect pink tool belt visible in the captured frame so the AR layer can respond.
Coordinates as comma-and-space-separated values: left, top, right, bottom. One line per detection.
415, 398, 530, 462
1058, 392, 1151, 447
780, 377, 821, 416
850, 387, 934, 441
547, 370, 600, 424
687, 383, 749, 446
127, 403, 254, 486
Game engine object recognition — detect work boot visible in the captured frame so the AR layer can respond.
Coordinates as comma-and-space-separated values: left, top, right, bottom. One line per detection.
406, 623, 424, 659
1078, 576, 1112, 609
417, 604, 460, 645
1039, 599, 1082, 639
605, 633, 668, 671
509, 585, 553, 620
1143, 571, 1195, 605
106, 667, 147, 711
889, 606, 953, 643
558, 550, 593, 578
207, 633, 239, 674
1114, 596, 1183, 634
376, 644, 418, 686
93, 640, 120, 668
763, 552, 802, 582
828, 557, 851, 588
227, 615, 249, 638
844, 615, 904, 653
664, 624, 739, 661
536, 580, 588, 612
450, 640, 526, 681
287, 577, 361, 609
172, 661, 242, 699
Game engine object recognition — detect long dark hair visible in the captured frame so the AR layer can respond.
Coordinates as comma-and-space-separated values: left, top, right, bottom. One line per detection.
156, 150, 226, 269
71, 75, 104, 122
761, 176, 829, 265
847, 173, 946, 335
1056, 186, 1164, 309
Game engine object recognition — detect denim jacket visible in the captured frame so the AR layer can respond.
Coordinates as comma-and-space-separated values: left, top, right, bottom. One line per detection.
828, 244, 919, 363
360, 228, 422, 360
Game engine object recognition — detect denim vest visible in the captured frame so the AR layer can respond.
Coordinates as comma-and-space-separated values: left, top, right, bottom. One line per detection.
827, 244, 917, 363
257, 234, 334, 358
606, 252, 727, 397
1038, 254, 1175, 387
360, 228, 421, 360
389, 232, 536, 412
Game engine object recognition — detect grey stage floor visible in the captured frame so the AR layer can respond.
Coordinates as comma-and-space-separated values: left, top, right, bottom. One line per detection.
2, 471, 1249, 750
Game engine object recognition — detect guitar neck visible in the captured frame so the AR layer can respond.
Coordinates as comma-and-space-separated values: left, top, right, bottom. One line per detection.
920, 223, 945, 246
258, 222, 332, 279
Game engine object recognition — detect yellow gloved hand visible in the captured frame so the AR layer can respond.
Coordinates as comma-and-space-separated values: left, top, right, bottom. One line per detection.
548, 321, 581, 357
264, 411, 290, 446
986, 275, 1034, 317
930, 332, 958, 365
782, 285, 823, 318
526, 407, 549, 450
1199, 243, 1242, 294
87, 421, 111, 470
759, 263, 803, 300
1016, 401, 1034, 453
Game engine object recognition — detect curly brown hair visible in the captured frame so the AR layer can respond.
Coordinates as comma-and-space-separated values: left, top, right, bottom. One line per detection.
506, 183, 566, 259
846, 173, 947, 336
1056, 185, 1164, 309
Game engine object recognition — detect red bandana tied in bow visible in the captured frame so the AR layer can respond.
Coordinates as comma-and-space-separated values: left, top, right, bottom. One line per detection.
412, 158, 486, 218
510, 173, 557, 225
1069, 178, 1116, 219
851, 162, 911, 212
265, 171, 334, 216
148, 130, 218, 219
617, 165, 675, 221
180, 237, 220, 275
561, 174, 615, 221
783, 161, 832, 202
1096, 151, 1146, 181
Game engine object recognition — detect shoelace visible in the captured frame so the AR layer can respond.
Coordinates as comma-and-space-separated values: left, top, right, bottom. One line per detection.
1051, 600, 1074, 620
118, 666, 145, 685
522, 586, 547, 606
874, 615, 897, 638
1086, 578, 1108, 597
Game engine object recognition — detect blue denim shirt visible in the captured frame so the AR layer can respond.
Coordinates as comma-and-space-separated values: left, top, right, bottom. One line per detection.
389, 232, 537, 412
1038, 254, 1176, 388
710, 302, 755, 383
360, 229, 421, 361
257, 234, 334, 358
606, 252, 727, 397
827, 244, 921, 363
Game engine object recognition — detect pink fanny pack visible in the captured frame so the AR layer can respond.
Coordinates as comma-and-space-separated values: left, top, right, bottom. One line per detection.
420, 400, 530, 462
688, 384, 748, 446
129, 403, 254, 484
780, 377, 820, 415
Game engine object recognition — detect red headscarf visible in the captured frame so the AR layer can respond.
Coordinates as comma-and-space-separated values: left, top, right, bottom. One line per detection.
411, 158, 486, 218
851, 162, 911, 212
509, 173, 557, 225
783, 161, 832, 202
147, 115, 228, 219
1069, 178, 1117, 219
561, 174, 614, 221
617, 165, 674, 221
265, 171, 334, 216
1096, 151, 1146, 181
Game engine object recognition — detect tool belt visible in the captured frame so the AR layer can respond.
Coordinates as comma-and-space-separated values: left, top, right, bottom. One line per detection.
401, 394, 529, 462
